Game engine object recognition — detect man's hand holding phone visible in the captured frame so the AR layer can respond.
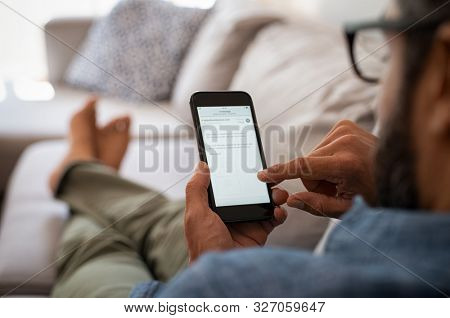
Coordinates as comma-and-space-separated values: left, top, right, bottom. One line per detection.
185, 162, 288, 263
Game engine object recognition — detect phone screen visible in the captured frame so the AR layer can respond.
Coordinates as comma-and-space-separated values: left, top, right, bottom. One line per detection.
197, 106, 271, 207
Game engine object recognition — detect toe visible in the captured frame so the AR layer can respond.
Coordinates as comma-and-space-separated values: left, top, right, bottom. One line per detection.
71, 97, 97, 127
102, 116, 131, 134
115, 116, 130, 133
97, 115, 131, 170
84, 96, 98, 110
78, 97, 98, 117
82, 98, 97, 123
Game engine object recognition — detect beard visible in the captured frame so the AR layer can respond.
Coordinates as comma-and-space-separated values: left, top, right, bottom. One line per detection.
374, 92, 419, 210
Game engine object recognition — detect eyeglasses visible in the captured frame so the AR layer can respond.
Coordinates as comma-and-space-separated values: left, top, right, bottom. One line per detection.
344, 18, 442, 84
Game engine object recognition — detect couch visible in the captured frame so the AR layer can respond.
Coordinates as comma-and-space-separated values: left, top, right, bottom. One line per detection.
0, 0, 384, 296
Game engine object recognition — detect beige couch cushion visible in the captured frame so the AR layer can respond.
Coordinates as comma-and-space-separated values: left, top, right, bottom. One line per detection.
0, 142, 68, 295
0, 86, 184, 141
170, 0, 282, 123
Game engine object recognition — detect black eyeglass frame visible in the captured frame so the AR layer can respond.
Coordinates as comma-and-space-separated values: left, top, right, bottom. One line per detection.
344, 18, 442, 83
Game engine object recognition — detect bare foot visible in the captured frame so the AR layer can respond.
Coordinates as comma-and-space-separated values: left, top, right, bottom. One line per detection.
48, 98, 98, 192
49, 97, 132, 193
97, 116, 131, 170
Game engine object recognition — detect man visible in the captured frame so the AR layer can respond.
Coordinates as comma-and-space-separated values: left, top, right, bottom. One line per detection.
50, 0, 450, 297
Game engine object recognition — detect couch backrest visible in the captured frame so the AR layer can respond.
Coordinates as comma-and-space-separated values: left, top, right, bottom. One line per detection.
44, 0, 389, 84
262, 0, 389, 24
44, 17, 93, 84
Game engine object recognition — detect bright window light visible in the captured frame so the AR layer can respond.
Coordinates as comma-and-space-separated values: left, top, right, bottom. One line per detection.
0, 0, 215, 81
166, 0, 216, 9
13, 79, 55, 101
0, 0, 120, 80
0, 79, 6, 102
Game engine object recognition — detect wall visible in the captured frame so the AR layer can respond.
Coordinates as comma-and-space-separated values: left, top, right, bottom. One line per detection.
265, 0, 390, 24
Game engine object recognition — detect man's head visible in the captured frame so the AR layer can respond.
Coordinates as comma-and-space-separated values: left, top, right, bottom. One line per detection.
376, 0, 450, 211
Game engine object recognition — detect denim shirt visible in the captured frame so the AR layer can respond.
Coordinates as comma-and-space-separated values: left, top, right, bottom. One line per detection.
131, 198, 450, 297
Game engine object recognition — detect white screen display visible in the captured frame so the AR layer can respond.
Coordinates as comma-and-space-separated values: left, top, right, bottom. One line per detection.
197, 106, 271, 207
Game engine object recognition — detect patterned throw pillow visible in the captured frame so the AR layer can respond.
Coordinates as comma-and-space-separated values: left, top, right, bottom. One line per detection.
64, 0, 209, 103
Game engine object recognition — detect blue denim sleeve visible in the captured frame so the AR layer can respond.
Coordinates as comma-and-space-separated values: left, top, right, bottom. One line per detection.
130, 248, 443, 298
130, 281, 165, 298
151, 249, 322, 298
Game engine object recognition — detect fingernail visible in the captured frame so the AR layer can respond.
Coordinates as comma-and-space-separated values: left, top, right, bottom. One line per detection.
196, 161, 207, 171
257, 170, 267, 179
290, 199, 305, 210
115, 120, 128, 132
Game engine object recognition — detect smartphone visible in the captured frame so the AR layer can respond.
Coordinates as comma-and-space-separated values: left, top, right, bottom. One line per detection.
190, 91, 274, 222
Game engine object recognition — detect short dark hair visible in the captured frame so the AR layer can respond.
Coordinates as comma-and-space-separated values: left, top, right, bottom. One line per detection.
398, 0, 449, 89
375, 0, 449, 208
398, 0, 449, 90
398, 0, 449, 21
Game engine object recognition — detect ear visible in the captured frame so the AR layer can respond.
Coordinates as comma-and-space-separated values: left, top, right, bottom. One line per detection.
428, 22, 450, 138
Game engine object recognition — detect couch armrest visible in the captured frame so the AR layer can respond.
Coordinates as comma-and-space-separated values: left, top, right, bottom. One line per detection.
44, 17, 94, 84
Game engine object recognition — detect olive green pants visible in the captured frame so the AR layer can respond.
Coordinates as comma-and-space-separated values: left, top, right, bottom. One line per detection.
51, 163, 188, 297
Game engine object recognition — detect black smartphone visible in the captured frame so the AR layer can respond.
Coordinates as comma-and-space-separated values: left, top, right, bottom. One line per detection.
190, 91, 275, 223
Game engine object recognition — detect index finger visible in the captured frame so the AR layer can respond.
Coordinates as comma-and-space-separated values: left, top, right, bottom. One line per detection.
257, 156, 338, 185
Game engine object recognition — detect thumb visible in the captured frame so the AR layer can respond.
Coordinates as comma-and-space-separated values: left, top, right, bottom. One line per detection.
287, 192, 352, 218
185, 161, 210, 212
